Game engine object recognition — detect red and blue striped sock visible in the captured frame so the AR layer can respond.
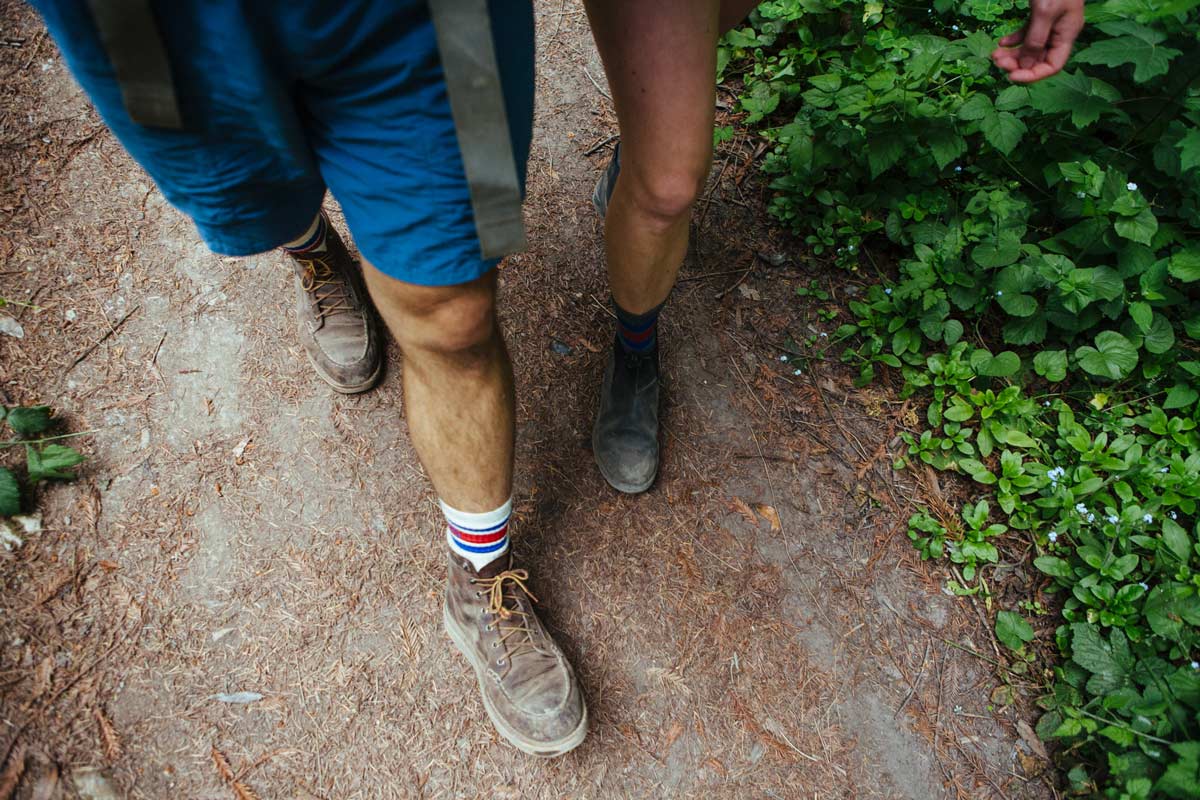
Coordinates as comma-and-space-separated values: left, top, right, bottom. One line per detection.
442, 497, 511, 571
281, 213, 327, 254
614, 299, 664, 353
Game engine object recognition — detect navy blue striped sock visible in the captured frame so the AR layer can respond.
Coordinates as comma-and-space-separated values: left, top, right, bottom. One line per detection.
282, 214, 327, 254
614, 299, 663, 353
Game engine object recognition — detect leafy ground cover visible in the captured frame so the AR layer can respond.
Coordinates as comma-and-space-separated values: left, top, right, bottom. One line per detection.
723, 0, 1200, 796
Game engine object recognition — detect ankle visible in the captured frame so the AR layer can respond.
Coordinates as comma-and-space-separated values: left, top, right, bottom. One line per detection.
613, 297, 664, 353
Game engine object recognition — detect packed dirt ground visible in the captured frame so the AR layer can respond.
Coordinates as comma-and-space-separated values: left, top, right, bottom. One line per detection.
1, 2, 1056, 798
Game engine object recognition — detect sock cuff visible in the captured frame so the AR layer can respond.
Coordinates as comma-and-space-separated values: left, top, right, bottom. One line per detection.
613, 298, 665, 328
440, 497, 512, 533
282, 213, 325, 252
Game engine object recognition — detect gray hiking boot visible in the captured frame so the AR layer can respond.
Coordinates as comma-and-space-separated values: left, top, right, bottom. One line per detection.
285, 218, 383, 394
443, 552, 588, 756
591, 142, 620, 218
593, 335, 659, 493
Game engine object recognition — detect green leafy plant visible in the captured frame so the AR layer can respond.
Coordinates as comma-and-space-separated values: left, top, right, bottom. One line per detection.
724, 0, 1200, 795
0, 405, 87, 517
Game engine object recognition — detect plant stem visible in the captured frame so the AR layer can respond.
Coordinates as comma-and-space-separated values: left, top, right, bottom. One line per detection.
0, 429, 98, 448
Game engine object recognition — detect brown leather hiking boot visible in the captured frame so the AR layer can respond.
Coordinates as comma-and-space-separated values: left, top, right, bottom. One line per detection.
285, 219, 383, 394
443, 552, 588, 756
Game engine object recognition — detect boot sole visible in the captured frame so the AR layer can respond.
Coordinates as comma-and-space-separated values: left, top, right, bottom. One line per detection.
306, 350, 383, 395
591, 426, 657, 495
443, 602, 589, 757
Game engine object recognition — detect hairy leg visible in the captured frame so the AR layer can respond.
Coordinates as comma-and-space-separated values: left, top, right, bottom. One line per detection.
583, 0, 723, 314
362, 264, 513, 512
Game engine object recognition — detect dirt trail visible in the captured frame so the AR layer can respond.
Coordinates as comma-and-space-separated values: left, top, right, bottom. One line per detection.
1, 3, 1051, 798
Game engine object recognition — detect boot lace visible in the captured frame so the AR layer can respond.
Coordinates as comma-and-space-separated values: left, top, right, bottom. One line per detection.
473, 569, 543, 665
296, 254, 355, 321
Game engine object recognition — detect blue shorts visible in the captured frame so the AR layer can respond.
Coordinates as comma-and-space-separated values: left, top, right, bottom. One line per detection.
31, 0, 534, 286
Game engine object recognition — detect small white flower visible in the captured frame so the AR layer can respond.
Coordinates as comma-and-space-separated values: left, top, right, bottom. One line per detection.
952, 24, 960, 31
1127, 182, 1138, 191
954, 165, 963, 173
1076, 191, 1086, 199
1170, 511, 1177, 520
885, 288, 893, 295
996, 290, 1003, 296
1075, 503, 1088, 514
1107, 515, 1119, 524
1192, 661, 1199, 670
820, 332, 828, 338
1161, 467, 1170, 473
780, 355, 788, 362
1044, 400, 1051, 407
1139, 582, 1149, 590
1087, 513, 1096, 523
793, 369, 802, 376
1143, 513, 1153, 524
1048, 531, 1058, 543
847, 245, 856, 252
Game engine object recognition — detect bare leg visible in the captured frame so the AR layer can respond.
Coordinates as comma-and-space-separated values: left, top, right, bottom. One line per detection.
583, 0, 723, 313
720, 0, 760, 33
361, 264, 512, 512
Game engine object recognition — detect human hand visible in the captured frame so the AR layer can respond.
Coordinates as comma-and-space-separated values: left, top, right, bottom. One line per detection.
990, 0, 1085, 84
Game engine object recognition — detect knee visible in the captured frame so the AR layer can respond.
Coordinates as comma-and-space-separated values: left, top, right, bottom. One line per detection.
625, 157, 711, 224
365, 268, 497, 359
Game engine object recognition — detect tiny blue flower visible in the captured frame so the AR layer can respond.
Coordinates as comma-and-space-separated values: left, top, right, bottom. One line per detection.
1161, 467, 1170, 473
1127, 182, 1138, 191
1144, 513, 1153, 524
1139, 582, 1149, 590
1076, 191, 1086, 199
954, 165, 963, 173
847, 245, 856, 253
951, 24, 959, 31
820, 332, 828, 338
780, 355, 788, 362
996, 290, 1003, 296
1048, 531, 1058, 543
885, 288, 893, 295
793, 369, 802, 376
1192, 661, 1199, 670
1043, 400, 1051, 407
1170, 511, 1177, 520
1075, 503, 1088, 514
1088, 513, 1096, 523
1107, 515, 1119, 524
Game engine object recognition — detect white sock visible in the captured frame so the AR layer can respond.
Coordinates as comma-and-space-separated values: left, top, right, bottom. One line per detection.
442, 497, 511, 571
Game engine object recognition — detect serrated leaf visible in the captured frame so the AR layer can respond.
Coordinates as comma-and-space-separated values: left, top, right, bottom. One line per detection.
971, 235, 1021, 268
980, 110, 1026, 155
0, 468, 18, 517
1144, 584, 1200, 641
996, 610, 1035, 651
957, 93, 993, 121
1075, 331, 1138, 380
1028, 70, 1120, 128
868, 134, 906, 178
1033, 350, 1067, 382
926, 125, 966, 170
1075, 34, 1181, 83
25, 444, 85, 482
1070, 622, 1130, 693
1178, 127, 1200, 173
5, 406, 52, 436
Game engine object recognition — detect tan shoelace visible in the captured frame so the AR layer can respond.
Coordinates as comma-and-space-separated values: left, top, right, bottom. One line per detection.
474, 569, 542, 665
296, 255, 354, 320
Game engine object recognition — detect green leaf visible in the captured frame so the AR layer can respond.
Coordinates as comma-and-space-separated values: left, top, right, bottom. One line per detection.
971, 349, 1022, 377
1161, 518, 1192, 561
0, 467, 18, 516
1178, 127, 1200, 173
1028, 70, 1120, 128
1169, 247, 1200, 282
1129, 300, 1153, 332
926, 125, 967, 170
1144, 314, 1176, 355
1113, 207, 1158, 245
1070, 623, 1130, 693
1075, 331, 1138, 380
980, 110, 1026, 155
868, 134, 906, 178
1034, 555, 1072, 578
808, 73, 842, 93
1156, 741, 1200, 800
25, 444, 85, 483
1033, 350, 1067, 382
1144, 584, 1200, 641
1074, 30, 1181, 83
5, 406, 52, 436
996, 610, 1035, 651
971, 235, 1021, 268
1164, 383, 1198, 410
957, 93, 993, 121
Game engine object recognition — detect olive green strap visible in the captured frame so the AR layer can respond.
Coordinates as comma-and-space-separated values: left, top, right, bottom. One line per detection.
85, 0, 182, 129
427, 0, 527, 259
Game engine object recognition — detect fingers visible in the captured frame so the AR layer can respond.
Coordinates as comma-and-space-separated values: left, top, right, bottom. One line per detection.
998, 27, 1025, 48
1018, 9, 1055, 69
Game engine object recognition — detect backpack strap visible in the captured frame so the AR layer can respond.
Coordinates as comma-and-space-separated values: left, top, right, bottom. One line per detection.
427, 0, 527, 260
85, 0, 182, 129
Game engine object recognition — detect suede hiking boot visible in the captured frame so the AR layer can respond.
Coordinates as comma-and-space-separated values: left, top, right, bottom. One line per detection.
591, 141, 620, 218
443, 552, 588, 756
593, 335, 660, 493
286, 220, 383, 394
